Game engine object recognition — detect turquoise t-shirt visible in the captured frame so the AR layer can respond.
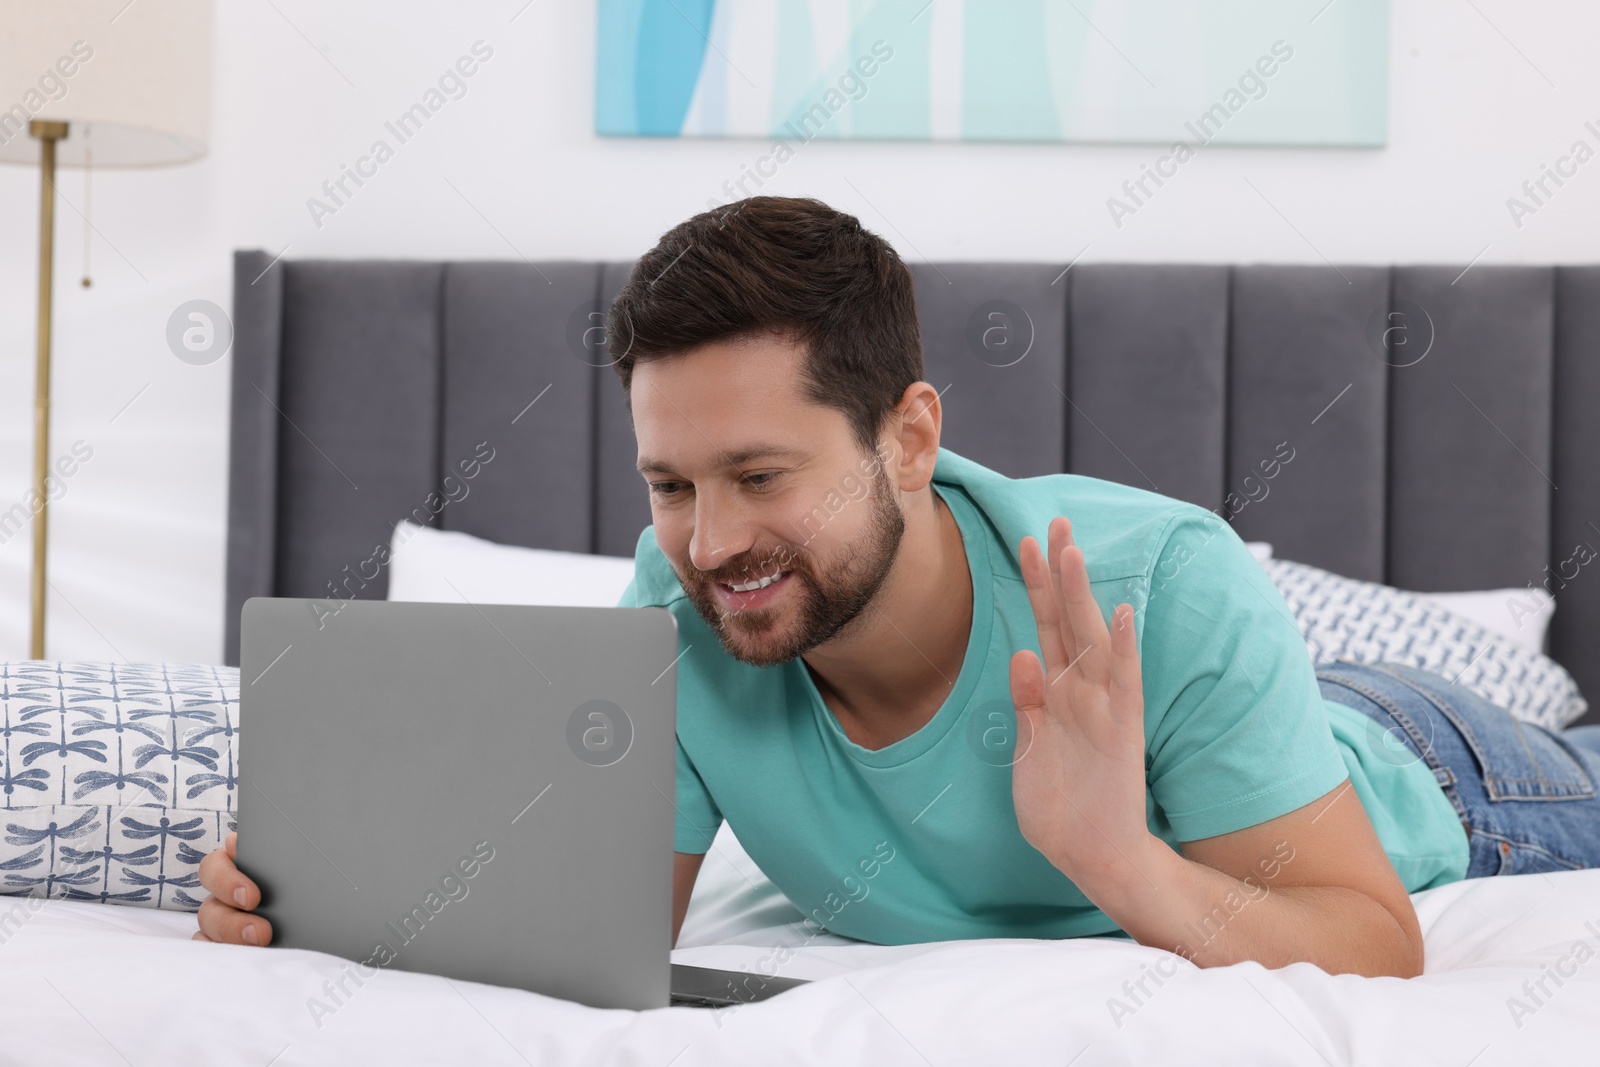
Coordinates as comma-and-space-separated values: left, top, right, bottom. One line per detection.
619, 448, 1470, 945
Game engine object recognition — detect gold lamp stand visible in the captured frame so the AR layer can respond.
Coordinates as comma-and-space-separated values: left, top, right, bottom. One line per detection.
28, 119, 67, 660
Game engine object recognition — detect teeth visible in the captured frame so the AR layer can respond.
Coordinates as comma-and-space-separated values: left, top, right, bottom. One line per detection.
730, 572, 785, 593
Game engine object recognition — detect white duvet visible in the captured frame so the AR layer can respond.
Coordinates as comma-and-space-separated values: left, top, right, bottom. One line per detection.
2, 822, 1595, 1066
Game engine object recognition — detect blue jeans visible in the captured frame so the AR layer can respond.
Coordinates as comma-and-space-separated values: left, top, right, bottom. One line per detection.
1314, 659, 1600, 877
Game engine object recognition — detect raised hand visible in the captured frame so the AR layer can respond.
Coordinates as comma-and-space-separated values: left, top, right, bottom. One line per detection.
1009, 516, 1153, 888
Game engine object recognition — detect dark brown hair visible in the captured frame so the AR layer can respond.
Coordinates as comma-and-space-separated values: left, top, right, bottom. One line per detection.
606, 196, 923, 453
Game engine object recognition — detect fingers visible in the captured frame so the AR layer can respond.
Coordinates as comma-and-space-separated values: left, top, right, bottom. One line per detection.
1020, 535, 1071, 678
196, 895, 273, 946
1109, 603, 1144, 699
1009, 649, 1048, 765
1009, 648, 1046, 732
1048, 517, 1114, 684
1057, 543, 1112, 681
196, 838, 272, 947
1045, 518, 1080, 662
1025, 518, 1125, 687
199, 838, 255, 906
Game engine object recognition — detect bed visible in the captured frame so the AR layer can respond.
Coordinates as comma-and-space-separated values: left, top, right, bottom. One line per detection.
4, 253, 1599, 1063
5, 815, 1599, 1064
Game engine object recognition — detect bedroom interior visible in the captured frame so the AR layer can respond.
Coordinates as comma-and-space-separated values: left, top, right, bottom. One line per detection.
2, 0, 1599, 1062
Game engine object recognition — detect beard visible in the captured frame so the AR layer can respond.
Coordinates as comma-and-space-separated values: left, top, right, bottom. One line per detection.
677, 466, 906, 668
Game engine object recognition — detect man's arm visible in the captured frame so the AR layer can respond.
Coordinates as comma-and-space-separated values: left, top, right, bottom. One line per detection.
1008, 516, 1423, 979
1083, 781, 1425, 977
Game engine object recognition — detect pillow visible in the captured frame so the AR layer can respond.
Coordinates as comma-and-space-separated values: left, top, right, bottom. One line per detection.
1259, 558, 1587, 730
1411, 588, 1556, 655
390, 520, 1254, 603
1240, 545, 1554, 652
0, 660, 238, 911
386, 520, 635, 608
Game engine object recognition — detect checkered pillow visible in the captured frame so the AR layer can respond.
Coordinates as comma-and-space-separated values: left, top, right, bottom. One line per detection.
1260, 558, 1588, 730
0, 661, 238, 911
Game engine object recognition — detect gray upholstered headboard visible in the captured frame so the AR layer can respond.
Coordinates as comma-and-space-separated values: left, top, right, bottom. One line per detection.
225, 252, 1600, 727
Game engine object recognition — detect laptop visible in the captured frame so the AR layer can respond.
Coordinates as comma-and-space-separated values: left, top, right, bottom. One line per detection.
236, 596, 809, 1010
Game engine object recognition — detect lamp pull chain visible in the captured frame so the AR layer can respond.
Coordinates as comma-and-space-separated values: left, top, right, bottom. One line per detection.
81, 126, 92, 289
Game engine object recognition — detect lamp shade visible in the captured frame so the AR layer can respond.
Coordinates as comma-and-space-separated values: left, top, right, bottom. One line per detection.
0, 0, 213, 168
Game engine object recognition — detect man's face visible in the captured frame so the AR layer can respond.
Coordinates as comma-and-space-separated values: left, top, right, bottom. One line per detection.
631, 335, 906, 667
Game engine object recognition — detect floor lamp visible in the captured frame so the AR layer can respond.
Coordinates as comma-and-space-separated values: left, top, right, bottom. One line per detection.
0, 1, 212, 658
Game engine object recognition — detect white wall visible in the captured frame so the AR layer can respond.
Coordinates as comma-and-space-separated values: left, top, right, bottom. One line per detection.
0, 0, 1596, 665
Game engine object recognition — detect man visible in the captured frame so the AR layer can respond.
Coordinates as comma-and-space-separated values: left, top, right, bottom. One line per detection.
198, 196, 1600, 975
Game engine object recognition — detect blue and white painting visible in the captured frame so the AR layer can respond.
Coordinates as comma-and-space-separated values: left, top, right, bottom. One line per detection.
596, 0, 1389, 146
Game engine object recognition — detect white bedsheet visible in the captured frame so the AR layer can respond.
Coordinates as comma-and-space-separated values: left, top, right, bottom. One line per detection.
1, 822, 1595, 1066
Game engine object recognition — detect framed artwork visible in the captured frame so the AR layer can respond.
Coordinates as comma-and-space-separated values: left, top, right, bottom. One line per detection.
596, 0, 1388, 147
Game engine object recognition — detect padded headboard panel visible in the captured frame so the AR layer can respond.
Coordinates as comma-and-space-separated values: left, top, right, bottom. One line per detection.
226, 252, 1600, 727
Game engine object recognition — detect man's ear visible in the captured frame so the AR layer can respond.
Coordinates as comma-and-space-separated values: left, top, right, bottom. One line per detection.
883, 381, 942, 493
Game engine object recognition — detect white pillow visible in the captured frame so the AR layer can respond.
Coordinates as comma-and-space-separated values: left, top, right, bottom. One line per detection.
1260, 557, 1587, 729
384, 528, 1263, 609
1412, 588, 1556, 654
386, 521, 635, 608
1241, 547, 1554, 653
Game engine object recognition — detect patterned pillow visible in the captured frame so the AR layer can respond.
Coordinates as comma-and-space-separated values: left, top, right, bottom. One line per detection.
1260, 558, 1589, 730
0, 661, 238, 911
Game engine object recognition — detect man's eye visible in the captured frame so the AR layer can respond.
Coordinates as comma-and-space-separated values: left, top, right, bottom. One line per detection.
649, 481, 686, 497
743, 472, 779, 490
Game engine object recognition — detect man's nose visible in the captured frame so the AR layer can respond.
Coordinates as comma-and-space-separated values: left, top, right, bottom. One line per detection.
688, 491, 756, 574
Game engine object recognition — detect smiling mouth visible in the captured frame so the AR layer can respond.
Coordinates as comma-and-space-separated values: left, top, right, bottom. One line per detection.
711, 568, 796, 612
726, 571, 787, 593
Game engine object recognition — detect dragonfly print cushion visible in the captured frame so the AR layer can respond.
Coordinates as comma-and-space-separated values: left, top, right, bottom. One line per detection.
1258, 559, 1588, 729
0, 661, 238, 911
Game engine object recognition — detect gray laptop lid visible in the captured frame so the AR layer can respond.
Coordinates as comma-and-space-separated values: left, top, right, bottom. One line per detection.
236, 597, 678, 1011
